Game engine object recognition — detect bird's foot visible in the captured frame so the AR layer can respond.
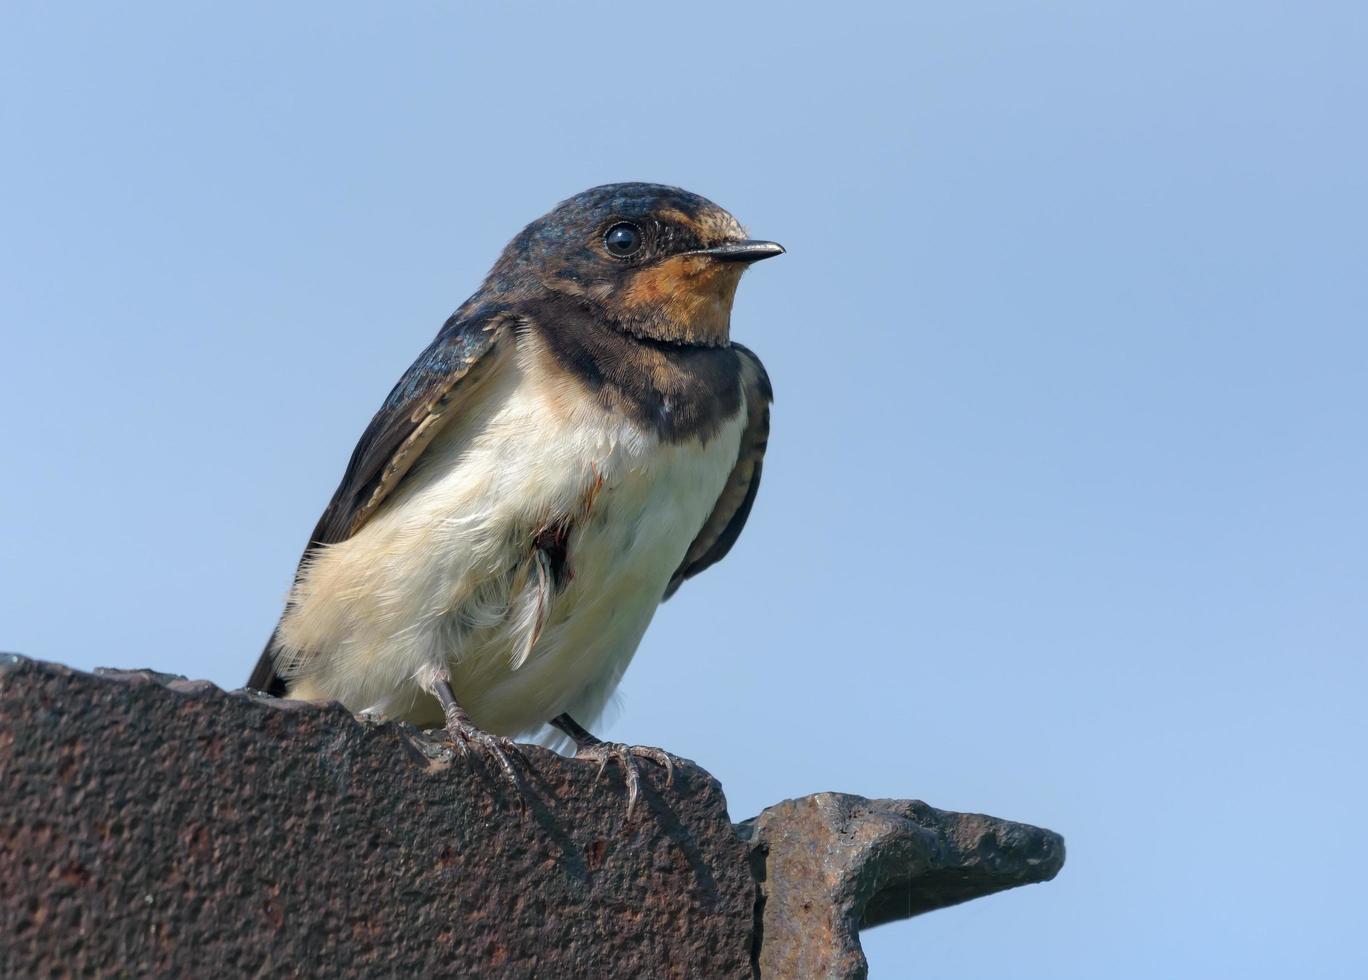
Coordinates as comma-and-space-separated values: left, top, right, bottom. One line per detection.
443, 712, 526, 792
428, 675, 526, 799
575, 742, 676, 819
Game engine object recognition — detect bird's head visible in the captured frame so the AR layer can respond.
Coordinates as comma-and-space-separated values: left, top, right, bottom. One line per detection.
490, 182, 783, 347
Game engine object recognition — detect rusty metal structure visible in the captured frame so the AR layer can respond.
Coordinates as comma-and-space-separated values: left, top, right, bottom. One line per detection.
0, 655, 1062, 978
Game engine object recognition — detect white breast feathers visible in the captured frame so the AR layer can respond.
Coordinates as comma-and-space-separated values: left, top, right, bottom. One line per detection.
274, 347, 746, 736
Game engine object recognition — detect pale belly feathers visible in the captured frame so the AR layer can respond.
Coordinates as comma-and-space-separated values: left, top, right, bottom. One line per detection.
276, 354, 745, 737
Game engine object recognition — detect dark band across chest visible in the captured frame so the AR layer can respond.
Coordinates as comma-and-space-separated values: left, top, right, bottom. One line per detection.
523, 298, 745, 445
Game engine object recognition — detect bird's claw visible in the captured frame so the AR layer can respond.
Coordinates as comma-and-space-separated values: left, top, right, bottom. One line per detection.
575, 742, 676, 819
444, 716, 526, 797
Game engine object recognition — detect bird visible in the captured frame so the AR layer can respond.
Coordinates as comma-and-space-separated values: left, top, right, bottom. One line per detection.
247, 182, 781, 811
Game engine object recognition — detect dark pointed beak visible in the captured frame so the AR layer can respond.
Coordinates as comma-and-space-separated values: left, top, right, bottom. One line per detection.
692, 240, 786, 263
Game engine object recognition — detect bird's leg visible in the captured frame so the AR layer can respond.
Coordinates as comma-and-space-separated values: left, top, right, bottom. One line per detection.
431, 675, 525, 791
550, 713, 675, 819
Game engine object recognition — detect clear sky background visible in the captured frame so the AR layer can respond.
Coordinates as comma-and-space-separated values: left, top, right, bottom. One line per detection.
3, 3, 1365, 977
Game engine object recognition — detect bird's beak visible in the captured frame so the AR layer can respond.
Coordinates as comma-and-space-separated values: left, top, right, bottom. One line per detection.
691, 240, 786, 263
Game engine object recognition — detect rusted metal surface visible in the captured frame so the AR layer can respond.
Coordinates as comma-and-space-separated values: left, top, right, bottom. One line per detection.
0, 655, 1065, 977
743, 794, 1066, 979
0, 655, 754, 978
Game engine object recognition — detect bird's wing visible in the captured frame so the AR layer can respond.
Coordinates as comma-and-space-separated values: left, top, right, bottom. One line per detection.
664, 343, 772, 599
247, 305, 516, 694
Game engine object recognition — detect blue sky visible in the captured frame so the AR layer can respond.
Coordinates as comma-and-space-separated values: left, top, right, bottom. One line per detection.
3, 3, 1365, 976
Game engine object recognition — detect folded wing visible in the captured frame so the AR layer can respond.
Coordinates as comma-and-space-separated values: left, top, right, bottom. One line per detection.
664, 343, 772, 599
247, 306, 516, 694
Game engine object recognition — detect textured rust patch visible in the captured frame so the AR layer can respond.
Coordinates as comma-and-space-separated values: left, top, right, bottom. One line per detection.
0, 656, 1065, 977
744, 794, 1066, 980
0, 657, 754, 979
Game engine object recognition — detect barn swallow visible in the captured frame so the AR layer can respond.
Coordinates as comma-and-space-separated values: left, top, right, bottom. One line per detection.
248, 183, 781, 813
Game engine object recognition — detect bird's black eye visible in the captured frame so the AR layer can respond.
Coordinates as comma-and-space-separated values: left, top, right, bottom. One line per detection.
604, 222, 643, 258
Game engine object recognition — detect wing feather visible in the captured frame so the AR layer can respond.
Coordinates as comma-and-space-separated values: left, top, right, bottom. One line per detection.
664, 343, 772, 599
247, 305, 515, 694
